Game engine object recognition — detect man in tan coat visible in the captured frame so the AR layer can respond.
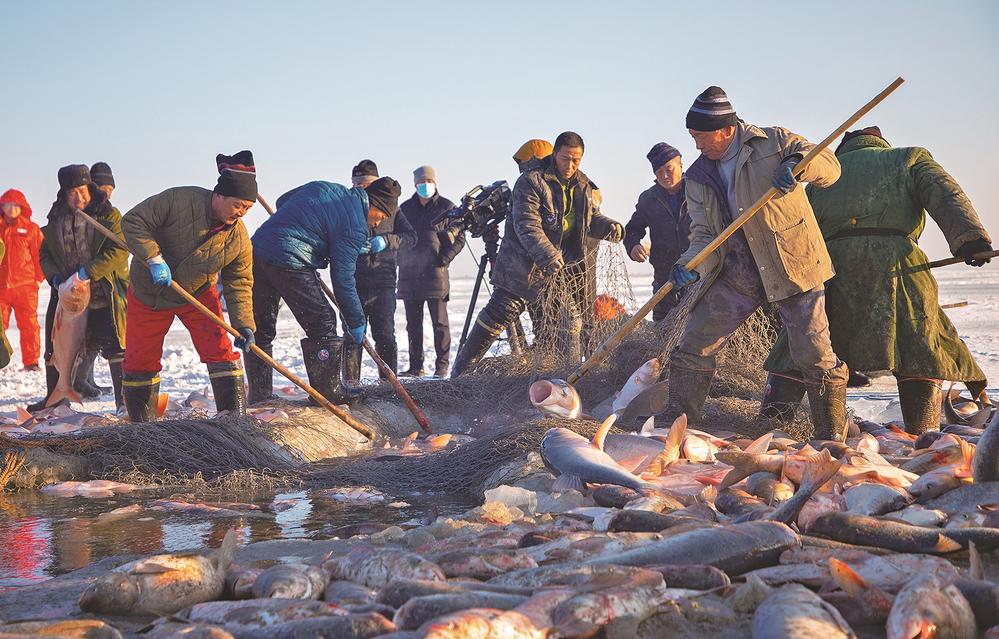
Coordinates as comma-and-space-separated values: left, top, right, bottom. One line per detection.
667, 87, 850, 440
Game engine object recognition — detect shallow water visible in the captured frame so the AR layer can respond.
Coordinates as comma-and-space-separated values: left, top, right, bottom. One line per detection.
0, 487, 474, 588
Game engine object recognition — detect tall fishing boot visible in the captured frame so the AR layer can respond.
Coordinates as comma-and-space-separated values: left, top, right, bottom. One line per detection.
451, 320, 502, 378
246, 346, 275, 404
760, 373, 806, 424
301, 337, 364, 406
806, 379, 848, 442
897, 376, 943, 436
208, 361, 247, 417
666, 362, 715, 424
122, 371, 160, 423
343, 340, 363, 386
107, 356, 124, 412
27, 363, 61, 413
74, 350, 109, 399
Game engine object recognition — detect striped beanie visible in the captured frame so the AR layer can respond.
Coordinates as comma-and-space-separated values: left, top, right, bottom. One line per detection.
686, 86, 739, 132
214, 150, 257, 202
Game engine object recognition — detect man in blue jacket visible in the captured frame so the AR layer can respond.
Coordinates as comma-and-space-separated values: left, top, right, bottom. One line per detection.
248, 177, 402, 405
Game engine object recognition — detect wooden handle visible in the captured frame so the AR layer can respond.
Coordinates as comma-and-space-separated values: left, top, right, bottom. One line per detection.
567, 77, 906, 385
895, 249, 999, 276
74, 208, 375, 439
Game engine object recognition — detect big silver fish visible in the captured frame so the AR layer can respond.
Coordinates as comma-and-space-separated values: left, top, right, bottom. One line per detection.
528, 378, 581, 419
540, 415, 651, 493
47, 274, 90, 407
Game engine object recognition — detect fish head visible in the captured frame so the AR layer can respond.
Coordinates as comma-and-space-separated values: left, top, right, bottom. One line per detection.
638, 359, 661, 382
78, 573, 139, 613
529, 379, 581, 418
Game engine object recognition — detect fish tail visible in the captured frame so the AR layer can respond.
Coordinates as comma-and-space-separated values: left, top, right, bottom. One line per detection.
592, 414, 617, 452
46, 385, 82, 408
958, 438, 975, 474
801, 449, 842, 493
968, 540, 983, 581
216, 528, 238, 571
743, 432, 773, 455
716, 452, 759, 490
666, 414, 687, 453
156, 393, 169, 417
828, 558, 870, 598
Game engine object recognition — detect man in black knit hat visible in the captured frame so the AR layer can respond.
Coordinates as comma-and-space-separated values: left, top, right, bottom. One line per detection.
351, 160, 379, 189
119, 151, 258, 421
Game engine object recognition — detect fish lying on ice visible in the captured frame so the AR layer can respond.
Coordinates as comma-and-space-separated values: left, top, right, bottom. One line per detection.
529, 378, 582, 419
251, 563, 328, 600
886, 573, 977, 639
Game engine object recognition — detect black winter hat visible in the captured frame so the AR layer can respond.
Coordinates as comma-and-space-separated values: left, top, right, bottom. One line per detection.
214, 150, 257, 202
686, 86, 739, 132
90, 162, 115, 187
365, 176, 402, 214
352, 159, 379, 179
58, 164, 91, 191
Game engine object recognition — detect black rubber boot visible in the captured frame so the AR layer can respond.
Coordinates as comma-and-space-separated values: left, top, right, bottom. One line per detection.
806, 380, 848, 442
343, 341, 363, 385
27, 364, 61, 413
74, 350, 110, 398
451, 320, 502, 378
123, 371, 160, 423
666, 362, 715, 424
246, 346, 275, 404
108, 357, 124, 411
760, 373, 807, 424
897, 376, 942, 435
848, 370, 873, 388
208, 361, 247, 416
301, 337, 364, 406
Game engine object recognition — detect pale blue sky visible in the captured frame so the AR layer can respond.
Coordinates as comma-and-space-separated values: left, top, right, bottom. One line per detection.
2, 0, 996, 277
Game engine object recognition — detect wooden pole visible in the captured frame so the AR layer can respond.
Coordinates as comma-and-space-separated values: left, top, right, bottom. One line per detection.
894, 250, 998, 277
75, 208, 375, 439
567, 77, 906, 385
256, 194, 432, 432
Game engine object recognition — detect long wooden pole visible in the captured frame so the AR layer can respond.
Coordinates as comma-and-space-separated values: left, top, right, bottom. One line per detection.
567, 77, 906, 385
256, 194, 432, 432
894, 250, 998, 276
76, 207, 375, 439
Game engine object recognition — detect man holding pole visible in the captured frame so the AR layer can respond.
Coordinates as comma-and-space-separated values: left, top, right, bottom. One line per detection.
666, 87, 850, 440
763, 126, 993, 434
120, 152, 258, 421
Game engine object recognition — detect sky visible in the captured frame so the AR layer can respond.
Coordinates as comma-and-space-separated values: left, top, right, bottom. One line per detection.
2, 0, 997, 279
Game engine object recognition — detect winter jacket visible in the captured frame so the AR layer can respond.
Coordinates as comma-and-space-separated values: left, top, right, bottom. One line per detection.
252, 181, 368, 329
0, 190, 44, 290
40, 185, 129, 347
491, 156, 623, 301
765, 134, 991, 381
356, 202, 417, 291
123, 186, 254, 332
0, 239, 11, 369
624, 181, 690, 280
681, 123, 840, 304
397, 193, 466, 300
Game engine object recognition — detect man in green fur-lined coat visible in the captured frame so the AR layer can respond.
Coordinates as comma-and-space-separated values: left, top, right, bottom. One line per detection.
763, 127, 993, 434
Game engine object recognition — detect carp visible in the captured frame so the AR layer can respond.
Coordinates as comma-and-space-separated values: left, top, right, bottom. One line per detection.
528, 378, 581, 419
323, 545, 445, 588
611, 358, 660, 415
393, 592, 529, 630
425, 549, 537, 580
973, 407, 999, 482
47, 273, 90, 407
886, 574, 976, 639
540, 415, 652, 493
413, 608, 544, 639
752, 583, 856, 639
251, 563, 328, 599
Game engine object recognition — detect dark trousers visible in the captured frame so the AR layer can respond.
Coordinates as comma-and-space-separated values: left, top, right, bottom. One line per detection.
404, 298, 451, 371
651, 273, 689, 322
43, 289, 122, 362
252, 258, 338, 350
358, 286, 398, 374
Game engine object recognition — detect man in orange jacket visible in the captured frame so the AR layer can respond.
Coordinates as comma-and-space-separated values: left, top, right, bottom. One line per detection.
0, 189, 44, 370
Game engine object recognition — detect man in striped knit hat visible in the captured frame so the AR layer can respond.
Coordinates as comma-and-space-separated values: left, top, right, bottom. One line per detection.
664, 86, 850, 441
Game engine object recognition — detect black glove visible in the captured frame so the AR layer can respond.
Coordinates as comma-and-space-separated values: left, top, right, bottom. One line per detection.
957, 239, 993, 267
234, 327, 256, 353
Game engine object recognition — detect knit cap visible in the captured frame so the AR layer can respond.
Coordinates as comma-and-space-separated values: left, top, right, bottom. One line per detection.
686, 86, 739, 131
214, 150, 257, 202
647, 142, 681, 171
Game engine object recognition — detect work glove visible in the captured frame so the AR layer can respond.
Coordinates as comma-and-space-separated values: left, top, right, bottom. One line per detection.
234, 327, 255, 353
368, 235, 388, 254
147, 255, 172, 287
540, 257, 564, 279
957, 238, 993, 267
668, 264, 699, 289
607, 222, 624, 244
77, 267, 89, 280
772, 158, 800, 194
347, 323, 367, 345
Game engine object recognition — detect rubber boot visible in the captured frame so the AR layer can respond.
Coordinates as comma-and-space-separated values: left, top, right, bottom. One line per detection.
108, 357, 124, 411
27, 364, 62, 413
71, 350, 103, 399
451, 320, 502, 378
897, 377, 943, 436
301, 337, 364, 406
343, 341, 363, 385
123, 371, 160, 423
666, 362, 715, 424
806, 379, 848, 442
760, 373, 806, 424
208, 360, 247, 416
246, 346, 275, 404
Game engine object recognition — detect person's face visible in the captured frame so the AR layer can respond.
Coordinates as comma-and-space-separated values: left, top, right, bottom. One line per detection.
368, 206, 389, 230
98, 184, 114, 199
689, 126, 737, 161
0, 202, 21, 220
65, 185, 91, 210
352, 176, 376, 189
655, 156, 683, 190
211, 194, 254, 225
553, 146, 583, 180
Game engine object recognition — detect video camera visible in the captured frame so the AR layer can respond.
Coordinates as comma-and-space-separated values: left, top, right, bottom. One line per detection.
437, 180, 511, 244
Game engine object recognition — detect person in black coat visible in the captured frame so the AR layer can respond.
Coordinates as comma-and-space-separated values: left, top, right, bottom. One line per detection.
624, 142, 691, 321
396, 165, 466, 377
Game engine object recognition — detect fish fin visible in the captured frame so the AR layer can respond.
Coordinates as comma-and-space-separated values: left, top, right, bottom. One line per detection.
551, 474, 585, 493
802, 449, 843, 492
969, 540, 984, 581
640, 416, 655, 436
828, 558, 869, 598
857, 433, 879, 456
716, 452, 757, 491
592, 414, 617, 451
130, 561, 175, 574
743, 432, 773, 455
957, 438, 975, 475
934, 534, 963, 553
16, 407, 33, 425
215, 528, 238, 571
156, 393, 169, 417
666, 414, 687, 452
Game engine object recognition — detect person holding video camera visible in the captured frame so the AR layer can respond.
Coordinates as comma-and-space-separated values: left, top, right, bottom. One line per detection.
451, 131, 624, 377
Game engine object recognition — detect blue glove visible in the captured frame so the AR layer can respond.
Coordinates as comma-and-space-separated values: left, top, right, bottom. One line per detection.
234, 327, 255, 353
77, 267, 89, 280
347, 324, 367, 345
50, 274, 65, 287
147, 257, 172, 287
668, 264, 699, 289
368, 235, 388, 254
772, 161, 798, 194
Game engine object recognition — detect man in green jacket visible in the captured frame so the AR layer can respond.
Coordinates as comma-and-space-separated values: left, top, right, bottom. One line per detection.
763, 127, 993, 434
666, 87, 850, 440
120, 152, 257, 421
